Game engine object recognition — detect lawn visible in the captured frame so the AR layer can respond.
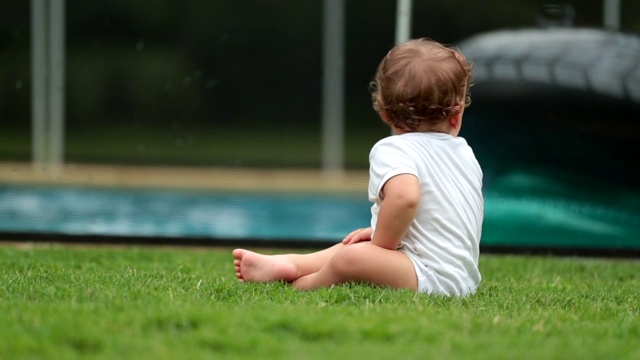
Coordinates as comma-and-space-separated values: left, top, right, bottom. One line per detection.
1, 244, 638, 360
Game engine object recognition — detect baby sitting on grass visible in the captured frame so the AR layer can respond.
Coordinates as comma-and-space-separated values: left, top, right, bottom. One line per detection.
234, 38, 483, 297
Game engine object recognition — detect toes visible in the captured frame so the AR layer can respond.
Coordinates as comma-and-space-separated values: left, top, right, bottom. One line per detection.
232, 249, 246, 260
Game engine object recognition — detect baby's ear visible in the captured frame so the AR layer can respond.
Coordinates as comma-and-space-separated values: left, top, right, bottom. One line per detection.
449, 111, 462, 130
378, 110, 392, 125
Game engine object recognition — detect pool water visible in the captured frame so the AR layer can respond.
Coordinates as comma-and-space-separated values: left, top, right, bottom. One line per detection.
0, 186, 370, 242
1, 169, 639, 251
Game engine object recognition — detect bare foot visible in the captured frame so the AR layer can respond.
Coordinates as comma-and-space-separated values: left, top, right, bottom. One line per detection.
232, 249, 298, 282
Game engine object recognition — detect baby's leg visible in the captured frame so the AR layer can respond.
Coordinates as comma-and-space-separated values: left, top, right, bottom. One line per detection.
233, 243, 344, 282
292, 242, 417, 291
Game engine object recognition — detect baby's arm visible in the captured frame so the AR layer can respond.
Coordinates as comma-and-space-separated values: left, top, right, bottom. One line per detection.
371, 174, 420, 250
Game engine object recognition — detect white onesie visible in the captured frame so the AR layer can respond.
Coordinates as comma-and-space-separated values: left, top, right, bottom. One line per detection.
368, 132, 483, 296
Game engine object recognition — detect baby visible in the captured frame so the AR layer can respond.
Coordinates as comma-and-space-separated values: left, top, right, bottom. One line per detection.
233, 38, 483, 297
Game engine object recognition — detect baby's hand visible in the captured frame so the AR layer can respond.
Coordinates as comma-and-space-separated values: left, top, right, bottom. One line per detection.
342, 227, 373, 245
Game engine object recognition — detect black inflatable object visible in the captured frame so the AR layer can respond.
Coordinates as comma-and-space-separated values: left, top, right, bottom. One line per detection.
460, 28, 640, 104
456, 28, 640, 254
458, 28, 639, 185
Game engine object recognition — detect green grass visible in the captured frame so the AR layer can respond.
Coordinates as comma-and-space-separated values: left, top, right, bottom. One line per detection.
1, 244, 638, 360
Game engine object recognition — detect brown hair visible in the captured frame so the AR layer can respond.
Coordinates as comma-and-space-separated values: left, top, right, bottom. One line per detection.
370, 38, 473, 131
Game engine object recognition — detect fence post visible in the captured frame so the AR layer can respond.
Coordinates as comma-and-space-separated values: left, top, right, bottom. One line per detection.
603, 0, 620, 30
31, 0, 65, 176
321, 0, 345, 172
395, 0, 413, 45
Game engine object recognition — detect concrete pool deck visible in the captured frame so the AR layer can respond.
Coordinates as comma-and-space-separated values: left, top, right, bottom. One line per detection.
0, 162, 369, 194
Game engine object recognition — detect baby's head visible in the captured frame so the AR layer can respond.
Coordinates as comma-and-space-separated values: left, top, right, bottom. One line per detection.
370, 38, 473, 131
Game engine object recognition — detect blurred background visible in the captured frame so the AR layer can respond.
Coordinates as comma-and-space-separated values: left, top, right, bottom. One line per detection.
2, 0, 638, 168
1, 1, 639, 251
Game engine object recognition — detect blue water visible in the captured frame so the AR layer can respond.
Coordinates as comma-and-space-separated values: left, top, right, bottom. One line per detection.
0, 185, 371, 242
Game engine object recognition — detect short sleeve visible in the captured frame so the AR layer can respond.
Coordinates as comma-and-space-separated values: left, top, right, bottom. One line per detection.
368, 138, 419, 202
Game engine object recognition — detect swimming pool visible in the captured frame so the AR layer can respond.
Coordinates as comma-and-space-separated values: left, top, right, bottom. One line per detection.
0, 185, 370, 244
1, 169, 639, 253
